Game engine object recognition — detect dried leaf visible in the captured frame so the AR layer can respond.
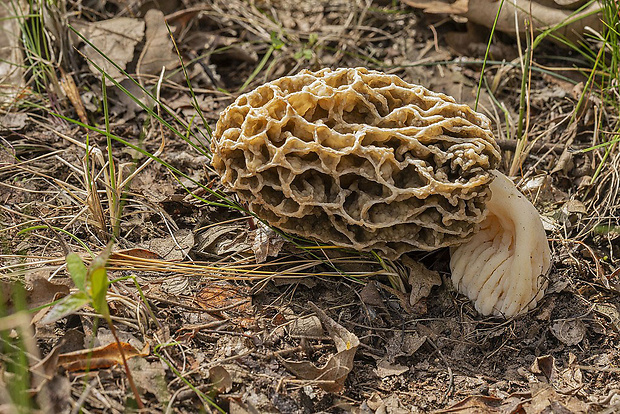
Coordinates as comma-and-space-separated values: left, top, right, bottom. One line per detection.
593, 303, 620, 331
195, 281, 253, 328
140, 229, 194, 261
437, 395, 502, 413
551, 319, 586, 346
360, 280, 386, 309
280, 302, 359, 392
559, 353, 583, 391
403, 256, 441, 306
384, 332, 427, 362
366, 393, 410, 414
209, 366, 233, 394
252, 223, 285, 263
288, 315, 324, 338
530, 355, 555, 382
161, 275, 191, 296
375, 359, 408, 378
26, 271, 70, 310
128, 357, 171, 403
529, 383, 589, 413
77, 17, 145, 80
110, 248, 163, 261
138, 9, 178, 76
196, 223, 251, 256
0, 113, 28, 130
58, 342, 149, 372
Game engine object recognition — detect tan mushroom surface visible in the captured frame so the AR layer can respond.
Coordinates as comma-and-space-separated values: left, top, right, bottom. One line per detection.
212, 67, 501, 259
211, 67, 551, 317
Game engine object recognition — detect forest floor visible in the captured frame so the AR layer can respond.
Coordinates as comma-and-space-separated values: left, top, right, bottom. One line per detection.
0, 0, 619, 413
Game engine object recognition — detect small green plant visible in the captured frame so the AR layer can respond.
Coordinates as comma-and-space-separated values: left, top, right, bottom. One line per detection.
0, 284, 34, 414
42, 243, 145, 408
42, 246, 111, 325
294, 33, 318, 61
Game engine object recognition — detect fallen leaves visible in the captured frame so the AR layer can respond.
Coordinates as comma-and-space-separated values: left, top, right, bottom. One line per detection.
551, 319, 587, 346
25, 271, 70, 311
76, 17, 146, 80
280, 302, 359, 392
403, 256, 442, 307
441, 354, 591, 413
437, 395, 503, 413
128, 357, 171, 404
139, 229, 194, 261
194, 280, 254, 328
138, 9, 179, 76
440, 384, 589, 413
195, 280, 252, 313
374, 359, 409, 378
252, 222, 285, 263
58, 341, 150, 372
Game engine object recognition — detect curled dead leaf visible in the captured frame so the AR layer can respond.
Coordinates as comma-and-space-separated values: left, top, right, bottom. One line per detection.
551, 319, 586, 346
58, 342, 149, 372
288, 315, 325, 338
530, 355, 555, 382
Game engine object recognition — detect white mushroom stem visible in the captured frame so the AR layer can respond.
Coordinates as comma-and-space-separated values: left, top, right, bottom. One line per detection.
450, 170, 551, 317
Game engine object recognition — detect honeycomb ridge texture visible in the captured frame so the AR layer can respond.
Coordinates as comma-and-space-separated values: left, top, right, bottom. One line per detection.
212, 68, 501, 259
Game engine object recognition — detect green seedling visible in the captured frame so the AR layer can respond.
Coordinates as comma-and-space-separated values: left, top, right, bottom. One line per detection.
41, 243, 144, 408
41, 243, 112, 325
294, 33, 318, 61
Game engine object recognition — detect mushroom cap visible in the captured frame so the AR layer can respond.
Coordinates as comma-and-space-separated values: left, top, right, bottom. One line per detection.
450, 170, 552, 317
212, 67, 501, 258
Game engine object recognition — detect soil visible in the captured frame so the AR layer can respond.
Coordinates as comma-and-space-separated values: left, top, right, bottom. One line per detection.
0, 0, 619, 413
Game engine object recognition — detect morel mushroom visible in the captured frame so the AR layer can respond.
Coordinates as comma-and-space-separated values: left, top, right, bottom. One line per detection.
211, 67, 551, 317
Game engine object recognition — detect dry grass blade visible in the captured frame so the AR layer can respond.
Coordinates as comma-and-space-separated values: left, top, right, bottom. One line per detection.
106, 251, 385, 280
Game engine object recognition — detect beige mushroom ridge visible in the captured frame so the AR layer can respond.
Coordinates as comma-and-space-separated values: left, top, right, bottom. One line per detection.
450, 170, 551, 317
212, 67, 501, 258
212, 67, 550, 316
